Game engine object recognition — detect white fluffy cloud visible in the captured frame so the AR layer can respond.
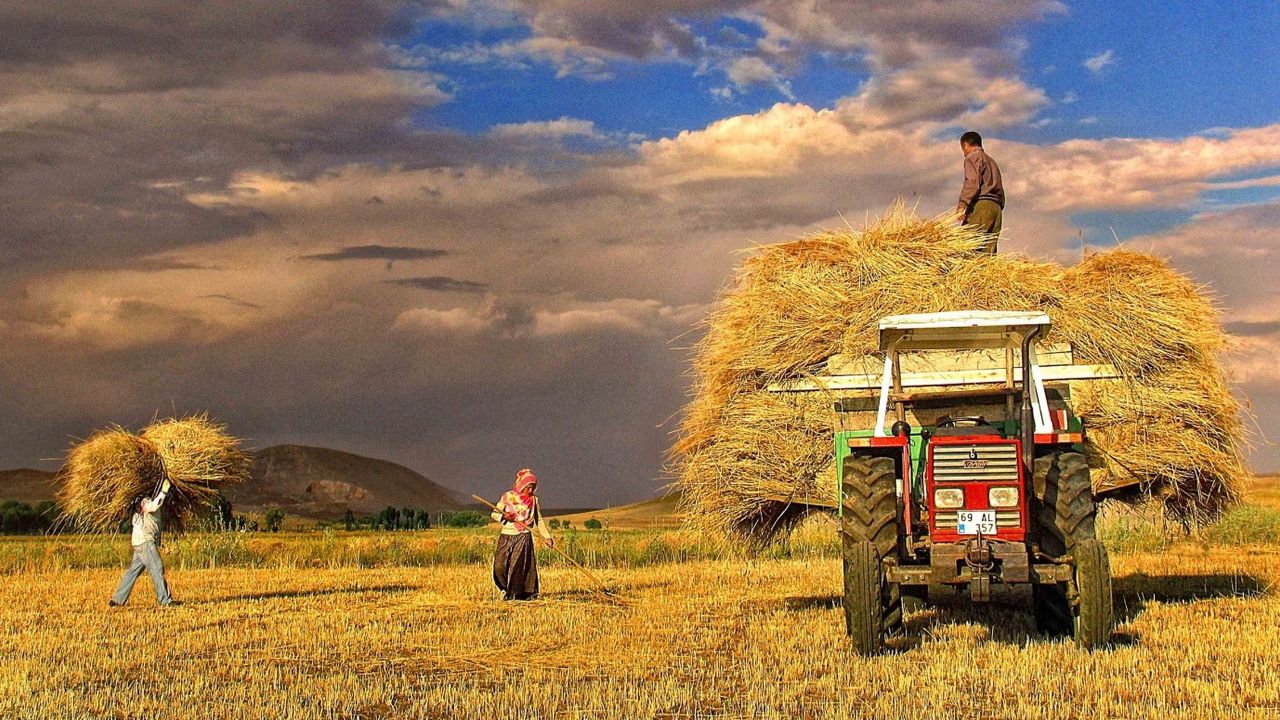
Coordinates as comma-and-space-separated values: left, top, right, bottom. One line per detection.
492, 116, 604, 140
1005, 124, 1280, 212
1084, 49, 1116, 74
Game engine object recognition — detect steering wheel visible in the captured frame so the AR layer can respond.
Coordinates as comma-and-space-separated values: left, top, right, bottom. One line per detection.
934, 415, 993, 428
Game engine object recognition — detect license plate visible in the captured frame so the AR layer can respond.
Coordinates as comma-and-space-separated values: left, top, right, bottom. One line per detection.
957, 510, 996, 535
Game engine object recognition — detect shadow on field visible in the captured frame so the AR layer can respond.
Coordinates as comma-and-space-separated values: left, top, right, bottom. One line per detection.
783, 595, 841, 611
216, 584, 417, 603
783, 569, 1271, 651
1112, 571, 1269, 623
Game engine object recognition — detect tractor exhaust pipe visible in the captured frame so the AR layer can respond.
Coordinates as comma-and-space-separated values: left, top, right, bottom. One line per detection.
1020, 325, 1042, 547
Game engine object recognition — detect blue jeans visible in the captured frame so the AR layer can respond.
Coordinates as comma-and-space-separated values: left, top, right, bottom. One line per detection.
111, 541, 172, 606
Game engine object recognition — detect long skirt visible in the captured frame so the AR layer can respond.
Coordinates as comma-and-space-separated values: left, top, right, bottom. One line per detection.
493, 532, 539, 600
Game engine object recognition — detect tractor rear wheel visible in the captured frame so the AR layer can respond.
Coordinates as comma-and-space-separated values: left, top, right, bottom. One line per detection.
840, 454, 901, 654
1031, 450, 1103, 638
1072, 539, 1114, 649
1032, 450, 1095, 558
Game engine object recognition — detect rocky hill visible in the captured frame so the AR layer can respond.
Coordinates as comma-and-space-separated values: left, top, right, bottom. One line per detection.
225, 444, 463, 519
2, 445, 462, 520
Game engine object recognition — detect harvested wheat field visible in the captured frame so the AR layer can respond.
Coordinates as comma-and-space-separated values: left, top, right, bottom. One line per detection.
1, 526, 1278, 719
674, 204, 1248, 543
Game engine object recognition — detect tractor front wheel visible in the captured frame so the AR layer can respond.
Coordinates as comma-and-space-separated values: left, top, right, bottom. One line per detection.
1072, 539, 1114, 649
843, 541, 883, 655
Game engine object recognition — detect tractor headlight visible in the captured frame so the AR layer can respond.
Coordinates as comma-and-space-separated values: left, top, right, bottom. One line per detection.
934, 488, 964, 509
988, 486, 1020, 508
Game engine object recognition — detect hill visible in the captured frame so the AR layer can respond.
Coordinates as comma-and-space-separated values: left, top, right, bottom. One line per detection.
551, 491, 683, 529
0, 469, 58, 504
224, 445, 463, 520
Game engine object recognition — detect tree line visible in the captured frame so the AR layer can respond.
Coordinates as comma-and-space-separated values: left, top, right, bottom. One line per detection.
1, 496, 605, 535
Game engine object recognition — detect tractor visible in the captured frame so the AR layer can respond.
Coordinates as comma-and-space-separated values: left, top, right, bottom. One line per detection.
777, 310, 1116, 653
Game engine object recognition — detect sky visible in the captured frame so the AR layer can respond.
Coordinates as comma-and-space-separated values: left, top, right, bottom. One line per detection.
1, 1, 1278, 505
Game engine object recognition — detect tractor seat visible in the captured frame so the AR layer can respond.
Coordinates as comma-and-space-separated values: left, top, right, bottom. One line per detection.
931, 415, 1002, 437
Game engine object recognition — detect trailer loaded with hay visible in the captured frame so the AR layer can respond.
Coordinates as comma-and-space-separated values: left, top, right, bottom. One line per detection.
672, 204, 1249, 652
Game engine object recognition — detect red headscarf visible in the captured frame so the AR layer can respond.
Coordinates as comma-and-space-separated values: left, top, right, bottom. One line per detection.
514, 468, 537, 500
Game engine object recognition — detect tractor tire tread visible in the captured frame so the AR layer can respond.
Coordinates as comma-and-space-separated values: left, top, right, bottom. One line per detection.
840, 454, 902, 646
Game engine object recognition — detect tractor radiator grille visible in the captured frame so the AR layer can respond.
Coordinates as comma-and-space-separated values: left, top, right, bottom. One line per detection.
934, 511, 1022, 529
932, 443, 1019, 483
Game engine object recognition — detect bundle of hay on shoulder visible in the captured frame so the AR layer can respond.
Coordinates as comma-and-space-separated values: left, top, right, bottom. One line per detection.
56, 414, 250, 532
672, 203, 1248, 544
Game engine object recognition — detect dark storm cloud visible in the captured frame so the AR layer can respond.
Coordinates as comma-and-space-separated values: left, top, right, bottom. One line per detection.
0, 0, 457, 280
134, 259, 221, 272
301, 245, 449, 262
505, 1, 1061, 69
513, 1, 734, 61
385, 276, 490, 293
201, 294, 264, 310
1226, 321, 1280, 338
0, 1, 436, 80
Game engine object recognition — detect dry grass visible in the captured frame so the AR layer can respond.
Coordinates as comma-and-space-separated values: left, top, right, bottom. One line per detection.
672, 203, 1248, 542
0, 540, 1277, 719
55, 415, 249, 532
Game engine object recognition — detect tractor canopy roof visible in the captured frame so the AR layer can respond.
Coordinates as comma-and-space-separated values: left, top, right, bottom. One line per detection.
878, 310, 1051, 352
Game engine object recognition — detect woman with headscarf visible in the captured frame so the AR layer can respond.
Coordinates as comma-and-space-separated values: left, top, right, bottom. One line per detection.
491, 468, 554, 600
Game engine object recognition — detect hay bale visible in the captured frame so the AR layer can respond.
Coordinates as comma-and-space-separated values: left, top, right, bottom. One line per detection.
141, 414, 251, 516
672, 203, 1248, 544
56, 415, 249, 532
56, 428, 167, 532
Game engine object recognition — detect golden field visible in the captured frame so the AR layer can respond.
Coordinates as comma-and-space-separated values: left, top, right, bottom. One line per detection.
2, 479, 1279, 719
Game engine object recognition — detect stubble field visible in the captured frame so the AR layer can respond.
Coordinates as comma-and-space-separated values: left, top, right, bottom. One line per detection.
3, 487, 1280, 719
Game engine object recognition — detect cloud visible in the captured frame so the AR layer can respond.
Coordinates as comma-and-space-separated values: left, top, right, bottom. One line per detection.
721, 56, 793, 98
423, 1, 1063, 98
393, 306, 494, 335
394, 295, 706, 340
1226, 321, 1280, 338
492, 117, 604, 140
1005, 124, 1280, 212
0, 0, 458, 282
385, 276, 490, 293
1083, 49, 1116, 74
300, 245, 449, 262
200, 294, 264, 310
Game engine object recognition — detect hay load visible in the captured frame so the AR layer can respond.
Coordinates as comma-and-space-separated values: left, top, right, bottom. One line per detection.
673, 204, 1247, 544
57, 414, 250, 532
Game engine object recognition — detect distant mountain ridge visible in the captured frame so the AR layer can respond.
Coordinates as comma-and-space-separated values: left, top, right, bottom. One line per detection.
0, 469, 58, 505
227, 444, 463, 519
1, 445, 463, 521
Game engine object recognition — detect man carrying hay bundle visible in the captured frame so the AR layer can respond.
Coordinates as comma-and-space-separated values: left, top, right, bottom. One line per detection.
109, 479, 179, 607
490, 468, 554, 600
956, 130, 1004, 253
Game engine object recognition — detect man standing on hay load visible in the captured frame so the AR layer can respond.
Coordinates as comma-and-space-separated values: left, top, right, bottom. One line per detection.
491, 468, 554, 601
109, 479, 179, 607
956, 130, 1005, 253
